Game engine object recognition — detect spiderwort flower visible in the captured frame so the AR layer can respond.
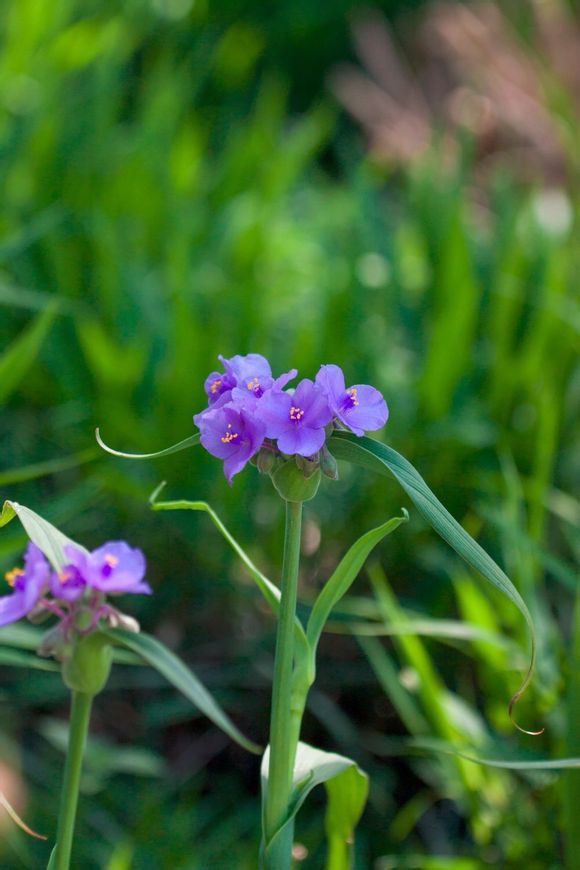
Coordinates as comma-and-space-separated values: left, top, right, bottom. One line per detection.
315, 364, 388, 436
57, 543, 151, 596
194, 400, 266, 483
0, 542, 50, 626
256, 378, 333, 456
204, 353, 297, 406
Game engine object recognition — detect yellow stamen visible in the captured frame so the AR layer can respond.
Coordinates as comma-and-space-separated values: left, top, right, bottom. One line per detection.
57, 570, 71, 584
289, 406, 305, 421
221, 422, 239, 444
347, 387, 359, 406
4, 567, 24, 588
104, 554, 119, 567
246, 377, 260, 392
210, 379, 222, 394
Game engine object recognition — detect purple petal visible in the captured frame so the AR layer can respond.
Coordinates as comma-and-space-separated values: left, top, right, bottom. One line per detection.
0, 590, 29, 626
86, 541, 148, 594
272, 368, 298, 390
277, 426, 326, 457
255, 390, 293, 437
315, 364, 346, 402
338, 384, 388, 435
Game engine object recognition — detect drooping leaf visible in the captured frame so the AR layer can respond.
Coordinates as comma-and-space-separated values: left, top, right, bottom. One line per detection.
101, 627, 261, 754
0, 303, 58, 404
328, 431, 539, 729
149, 491, 309, 657
261, 741, 368, 869
96, 429, 200, 460
0, 500, 87, 570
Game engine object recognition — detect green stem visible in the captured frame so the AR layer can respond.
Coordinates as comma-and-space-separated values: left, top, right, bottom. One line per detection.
54, 691, 93, 870
264, 499, 303, 870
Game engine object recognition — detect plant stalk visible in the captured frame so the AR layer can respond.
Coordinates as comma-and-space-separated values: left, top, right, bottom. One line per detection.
54, 691, 93, 870
264, 498, 303, 869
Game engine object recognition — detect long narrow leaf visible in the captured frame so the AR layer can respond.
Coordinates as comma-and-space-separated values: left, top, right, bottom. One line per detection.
0, 500, 87, 570
328, 431, 540, 732
101, 627, 261, 754
96, 429, 200, 459
306, 512, 408, 653
408, 737, 580, 771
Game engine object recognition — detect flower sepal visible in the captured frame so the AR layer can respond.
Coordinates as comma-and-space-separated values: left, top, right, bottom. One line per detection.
61, 631, 114, 696
271, 459, 321, 503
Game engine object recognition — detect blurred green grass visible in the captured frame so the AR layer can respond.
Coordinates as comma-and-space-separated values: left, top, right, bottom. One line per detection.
0, 1, 578, 867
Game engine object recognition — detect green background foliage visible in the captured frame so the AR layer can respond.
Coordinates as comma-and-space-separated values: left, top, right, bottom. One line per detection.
0, 0, 578, 866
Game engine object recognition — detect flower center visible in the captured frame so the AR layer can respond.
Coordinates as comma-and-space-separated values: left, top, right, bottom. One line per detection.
345, 387, 359, 408
102, 553, 119, 577
246, 377, 260, 393
210, 378, 222, 394
4, 567, 24, 588
221, 422, 239, 444
289, 406, 305, 422
57, 569, 73, 584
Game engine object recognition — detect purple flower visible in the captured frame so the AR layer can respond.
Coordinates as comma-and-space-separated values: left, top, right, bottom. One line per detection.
50, 550, 87, 601
194, 399, 266, 483
0, 542, 50, 626
55, 543, 151, 597
203, 353, 296, 406
204, 370, 236, 405
256, 378, 333, 456
315, 364, 388, 436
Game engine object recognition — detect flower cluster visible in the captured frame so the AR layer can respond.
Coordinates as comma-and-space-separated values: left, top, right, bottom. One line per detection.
194, 354, 388, 483
1, 540, 150, 633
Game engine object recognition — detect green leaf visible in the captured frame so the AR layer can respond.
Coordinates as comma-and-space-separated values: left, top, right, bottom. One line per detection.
261, 741, 368, 869
149, 491, 309, 657
46, 845, 57, 869
0, 647, 59, 670
0, 303, 58, 404
328, 431, 539, 728
408, 736, 580, 771
0, 623, 45, 650
306, 512, 408, 655
0, 500, 87, 570
96, 429, 200, 459
101, 627, 261, 755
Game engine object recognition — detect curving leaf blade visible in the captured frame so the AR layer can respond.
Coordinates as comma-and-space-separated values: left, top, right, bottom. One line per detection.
96, 429, 200, 460
328, 431, 539, 725
261, 742, 368, 869
101, 627, 261, 754
306, 512, 408, 654
0, 500, 87, 570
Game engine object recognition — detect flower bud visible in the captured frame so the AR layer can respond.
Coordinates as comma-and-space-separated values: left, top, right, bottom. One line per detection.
320, 445, 339, 480
256, 448, 276, 475
271, 460, 321, 502
295, 454, 319, 479
61, 631, 113, 696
